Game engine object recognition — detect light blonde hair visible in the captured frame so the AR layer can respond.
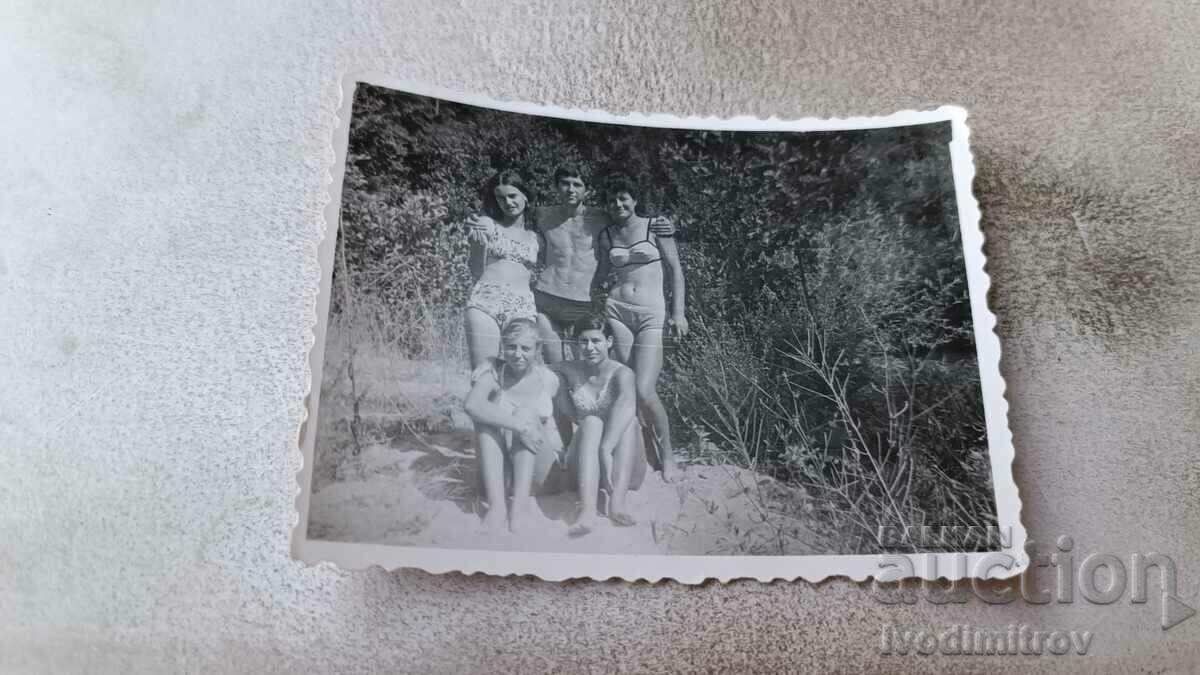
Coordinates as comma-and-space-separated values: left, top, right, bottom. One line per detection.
501, 317, 541, 345
499, 317, 543, 367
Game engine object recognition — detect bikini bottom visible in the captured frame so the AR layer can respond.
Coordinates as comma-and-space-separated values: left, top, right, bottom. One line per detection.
467, 281, 537, 328
605, 297, 665, 334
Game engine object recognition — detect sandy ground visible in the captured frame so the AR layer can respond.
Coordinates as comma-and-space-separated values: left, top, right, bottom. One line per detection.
308, 333, 826, 555
307, 430, 823, 556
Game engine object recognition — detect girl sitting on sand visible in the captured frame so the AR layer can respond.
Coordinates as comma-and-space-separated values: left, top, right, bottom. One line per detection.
553, 315, 646, 537
463, 318, 563, 533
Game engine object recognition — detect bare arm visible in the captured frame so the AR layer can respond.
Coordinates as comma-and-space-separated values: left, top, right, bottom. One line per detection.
591, 228, 611, 304
658, 236, 688, 336
530, 206, 548, 267
467, 229, 487, 280
598, 366, 637, 454
464, 370, 527, 433
466, 214, 498, 280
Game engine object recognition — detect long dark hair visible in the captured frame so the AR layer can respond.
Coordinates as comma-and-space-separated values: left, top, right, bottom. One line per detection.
481, 169, 538, 231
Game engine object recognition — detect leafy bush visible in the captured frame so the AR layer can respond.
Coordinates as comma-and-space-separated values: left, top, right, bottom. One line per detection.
329, 83, 997, 552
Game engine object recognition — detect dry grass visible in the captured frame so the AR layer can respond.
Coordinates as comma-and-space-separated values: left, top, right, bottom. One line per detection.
668, 320, 997, 555
312, 291, 471, 494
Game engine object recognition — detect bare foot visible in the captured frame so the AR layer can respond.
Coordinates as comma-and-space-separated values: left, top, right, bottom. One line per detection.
661, 460, 683, 484
478, 508, 508, 534
568, 512, 598, 538
609, 511, 637, 528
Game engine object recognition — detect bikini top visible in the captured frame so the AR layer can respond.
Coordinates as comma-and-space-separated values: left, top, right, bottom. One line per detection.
485, 225, 539, 270
602, 220, 661, 268
569, 374, 616, 419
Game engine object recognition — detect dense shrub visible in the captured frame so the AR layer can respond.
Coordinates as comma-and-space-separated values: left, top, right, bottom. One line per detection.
332, 84, 997, 552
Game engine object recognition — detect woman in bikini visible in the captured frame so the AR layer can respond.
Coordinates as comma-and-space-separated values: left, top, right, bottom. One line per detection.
465, 169, 542, 370
463, 318, 563, 533
595, 175, 688, 483
553, 315, 645, 536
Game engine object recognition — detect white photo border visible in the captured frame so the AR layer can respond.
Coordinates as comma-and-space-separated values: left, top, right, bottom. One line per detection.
292, 73, 1027, 584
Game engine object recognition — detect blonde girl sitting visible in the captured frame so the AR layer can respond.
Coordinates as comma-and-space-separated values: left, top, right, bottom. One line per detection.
463, 318, 564, 533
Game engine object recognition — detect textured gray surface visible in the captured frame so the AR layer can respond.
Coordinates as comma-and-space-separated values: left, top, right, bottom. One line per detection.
2, 1, 1198, 672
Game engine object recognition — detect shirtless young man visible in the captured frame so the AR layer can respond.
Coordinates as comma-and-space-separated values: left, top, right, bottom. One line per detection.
470, 166, 674, 363
468, 166, 678, 483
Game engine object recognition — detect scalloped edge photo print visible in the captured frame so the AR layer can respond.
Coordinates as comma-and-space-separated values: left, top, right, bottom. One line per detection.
292, 73, 1025, 584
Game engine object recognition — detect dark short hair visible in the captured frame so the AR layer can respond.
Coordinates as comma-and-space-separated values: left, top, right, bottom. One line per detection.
601, 174, 640, 204
571, 314, 612, 340
553, 165, 587, 187
481, 169, 537, 229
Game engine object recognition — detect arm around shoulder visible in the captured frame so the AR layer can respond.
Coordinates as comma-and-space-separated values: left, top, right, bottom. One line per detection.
648, 215, 677, 237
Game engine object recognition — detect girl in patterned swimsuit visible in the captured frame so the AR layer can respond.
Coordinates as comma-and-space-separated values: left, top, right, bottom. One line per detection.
464, 319, 563, 533
465, 169, 542, 370
551, 315, 645, 536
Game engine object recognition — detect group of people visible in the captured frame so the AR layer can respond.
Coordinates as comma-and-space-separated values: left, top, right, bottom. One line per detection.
460, 166, 688, 535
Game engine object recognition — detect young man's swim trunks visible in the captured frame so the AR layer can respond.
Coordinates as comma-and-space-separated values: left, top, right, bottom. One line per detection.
534, 288, 594, 328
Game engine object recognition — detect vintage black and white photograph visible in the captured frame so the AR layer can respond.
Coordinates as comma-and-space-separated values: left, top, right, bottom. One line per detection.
294, 76, 1022, 582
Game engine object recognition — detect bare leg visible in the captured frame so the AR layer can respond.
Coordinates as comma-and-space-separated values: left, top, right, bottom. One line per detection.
631, 328, 681, 482
563, 424, 580, 492
529, 433, 562, 496
629, 425, 648, 491
475, 426, 508, 532
638, 420, 657, 471
597, 436, 615, 518
608, 316, 634, 365
608, 420, 639, 526
509, 443, 535, 533
536, 313, 564, 364
610, 317, 668, 481
568, 416, 604, 537
599, 438, 615, 496
554, 413, 574, 474
465, 307, 500, 371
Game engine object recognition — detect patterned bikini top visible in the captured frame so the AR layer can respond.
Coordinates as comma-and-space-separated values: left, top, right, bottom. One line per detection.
486, 225, 539, 270
569, 374, 616, 419
601, 221, 661, 268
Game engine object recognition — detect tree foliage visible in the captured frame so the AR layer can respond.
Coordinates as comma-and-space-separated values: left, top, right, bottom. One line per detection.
334, 84, 996, 551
